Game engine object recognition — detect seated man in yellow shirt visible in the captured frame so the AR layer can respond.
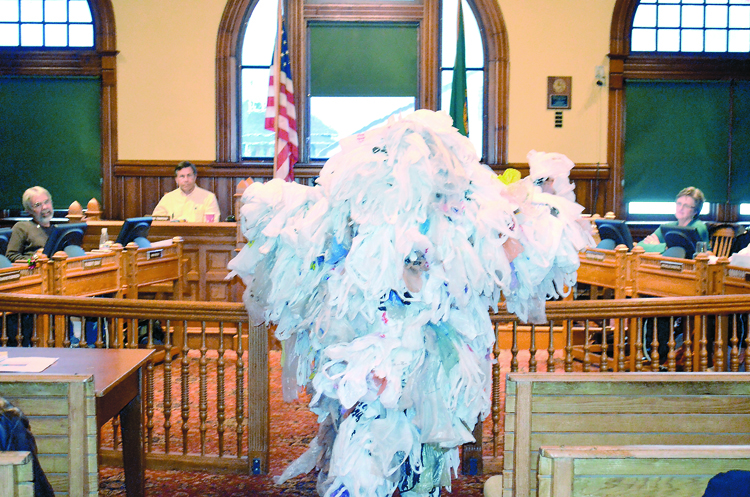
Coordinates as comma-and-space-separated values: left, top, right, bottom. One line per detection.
152, 161, 221, 222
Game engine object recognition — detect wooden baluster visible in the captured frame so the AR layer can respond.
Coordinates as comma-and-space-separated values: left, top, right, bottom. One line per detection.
163, 319, 173, 454
683, 316, 693, 372
146, 321, 155, 452
492, 321, 501, 458
78, 315, 87, 348
699, 317, 709, 372
13, 313, 21, 347
730, 314, 740, 372
650, 317, 660, 371
615, 318, 625, 372
1, 312, 6, 346
235, 322, 245, 457
181, 319, 190, 455
217, 322, 226, 457
564, 319, 573, 372
714, 313, 725, 371
599, 319, 608, 372
666, 316, 676, 372
128, 318, 137, 349
199, 321, 208, 456
95, 317, 104, 348
30, 313, 41, 348
528, 324, 537, 372
110, 317, 118, 348
547, 320, 555, 372
510, 321, 519, 372
583, 320, 591, 372
634, 317, 643, 372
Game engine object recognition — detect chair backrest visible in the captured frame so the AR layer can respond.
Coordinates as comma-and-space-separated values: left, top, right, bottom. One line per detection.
711, 226, 736, 258
0, 228, 12, 257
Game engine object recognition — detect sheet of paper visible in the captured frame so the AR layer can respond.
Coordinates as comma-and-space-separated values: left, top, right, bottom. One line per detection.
0, 356, 58, 373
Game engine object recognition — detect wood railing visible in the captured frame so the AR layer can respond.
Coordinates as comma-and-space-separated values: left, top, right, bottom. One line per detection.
0, 294, 265, 474
2, 292, 750, 476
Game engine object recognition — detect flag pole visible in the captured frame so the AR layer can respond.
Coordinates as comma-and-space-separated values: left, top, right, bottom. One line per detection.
272, 0, 283, 174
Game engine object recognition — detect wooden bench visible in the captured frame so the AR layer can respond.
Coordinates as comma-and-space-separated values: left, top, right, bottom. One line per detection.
503, 373, 750, 497
537, 445, 750, 497
47, 247, 124, 298
122, 237, 184, 300
0, 260, 48, 295
0, 451, 33, 497
631, 247, 718, 297
577, 245, 632, 299
0, 375, 97, 497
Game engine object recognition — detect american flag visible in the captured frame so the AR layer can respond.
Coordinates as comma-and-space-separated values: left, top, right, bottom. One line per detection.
265, 17, 298, 182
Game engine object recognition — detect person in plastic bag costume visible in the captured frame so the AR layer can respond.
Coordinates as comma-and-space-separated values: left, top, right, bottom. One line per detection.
229, 110, 593, 497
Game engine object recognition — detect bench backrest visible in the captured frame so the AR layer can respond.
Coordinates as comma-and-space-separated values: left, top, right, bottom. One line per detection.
0, 375, 97, 497
537, 445, 750, 497
504, 373, 750, 497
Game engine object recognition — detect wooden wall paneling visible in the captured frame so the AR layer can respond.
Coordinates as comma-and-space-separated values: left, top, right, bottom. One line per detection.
206, 247, 233, 301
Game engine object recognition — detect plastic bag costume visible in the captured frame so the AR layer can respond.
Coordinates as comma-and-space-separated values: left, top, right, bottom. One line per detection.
228, 110, 593, 497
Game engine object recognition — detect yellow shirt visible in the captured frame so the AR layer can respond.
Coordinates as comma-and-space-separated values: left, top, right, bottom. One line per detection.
152, 186, 220, 222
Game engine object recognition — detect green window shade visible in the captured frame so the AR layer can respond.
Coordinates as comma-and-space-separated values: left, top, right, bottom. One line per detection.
730, 81, 750, 204
309, 22, 418, 97
623, 80, 730, 204
0, 77, 101, 210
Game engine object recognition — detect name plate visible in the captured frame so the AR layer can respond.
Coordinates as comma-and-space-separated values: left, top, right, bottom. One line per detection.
0, 270, 21, 283
83, 258, 102, 269
146, 249, 163, 260
585, 252, 606, 262
659, 261, 683, 272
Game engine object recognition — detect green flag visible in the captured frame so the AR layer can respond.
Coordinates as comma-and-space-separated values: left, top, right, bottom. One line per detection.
449, 0, 468, 136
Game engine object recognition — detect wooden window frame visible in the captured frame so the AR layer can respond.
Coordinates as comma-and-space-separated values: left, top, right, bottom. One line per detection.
608, 0, 750, 221
216, 0, 509, 173
0, 0, 117, 218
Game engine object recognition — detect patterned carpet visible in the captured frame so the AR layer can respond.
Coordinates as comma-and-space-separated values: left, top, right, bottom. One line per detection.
97, 348, 511, 496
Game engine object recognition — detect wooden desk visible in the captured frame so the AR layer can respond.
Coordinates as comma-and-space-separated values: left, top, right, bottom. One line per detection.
0, 347, 153, 497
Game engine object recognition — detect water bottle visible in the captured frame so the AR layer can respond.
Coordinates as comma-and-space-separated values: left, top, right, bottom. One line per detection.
99, 228, 109, 250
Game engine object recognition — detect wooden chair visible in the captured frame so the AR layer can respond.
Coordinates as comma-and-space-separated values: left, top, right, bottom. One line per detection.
710, 225, 736, 258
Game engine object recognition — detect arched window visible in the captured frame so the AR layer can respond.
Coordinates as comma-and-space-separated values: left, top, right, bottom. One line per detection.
608, 0, 750, 222
631, 0, 750, 53
0, 0, 94, 47
0, 0, 117, 216
218, 0, 507, 170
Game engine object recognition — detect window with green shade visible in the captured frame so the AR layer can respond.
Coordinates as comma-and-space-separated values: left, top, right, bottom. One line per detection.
623, 80, 750, 208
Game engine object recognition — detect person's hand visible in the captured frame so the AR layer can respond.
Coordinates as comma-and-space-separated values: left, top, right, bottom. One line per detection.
642, 233, 659, 244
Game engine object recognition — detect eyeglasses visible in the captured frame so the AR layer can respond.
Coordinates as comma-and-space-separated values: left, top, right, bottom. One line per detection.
676, 200, 696, 211
32, 199, 52, 209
